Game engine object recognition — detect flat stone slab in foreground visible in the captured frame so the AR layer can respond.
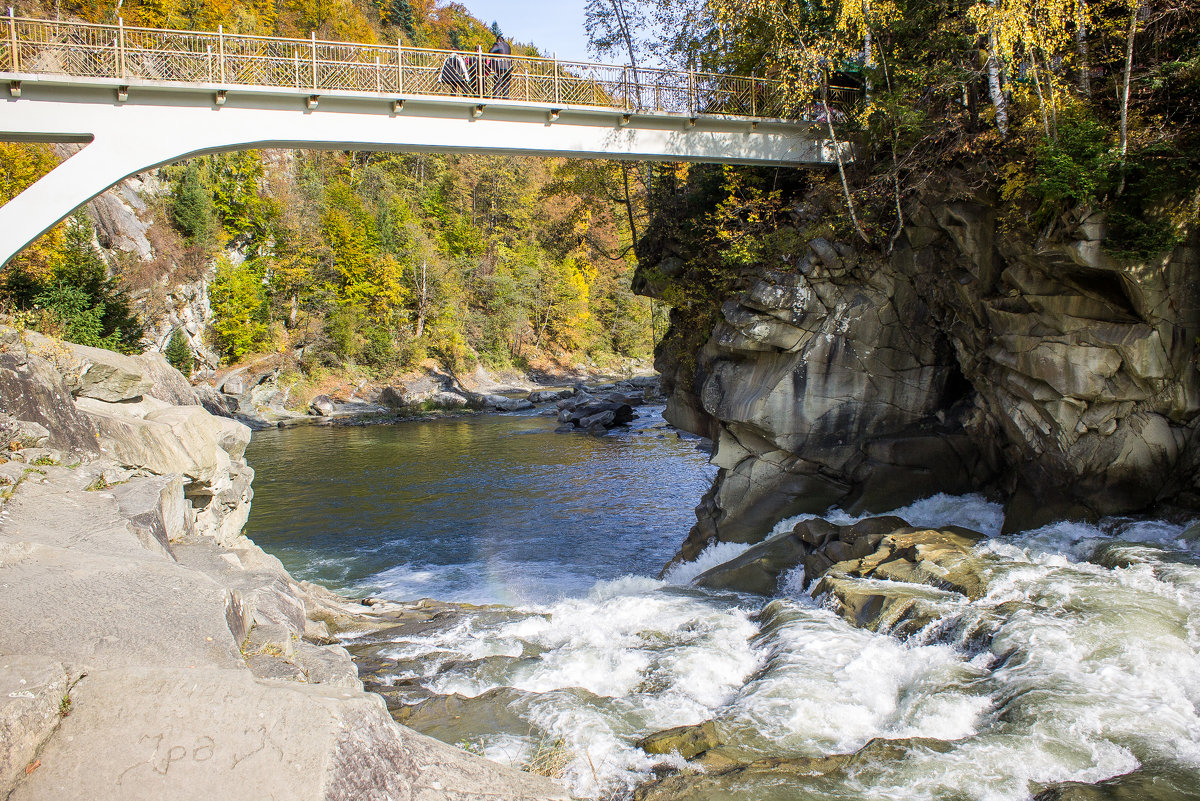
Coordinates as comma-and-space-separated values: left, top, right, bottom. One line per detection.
12, 666, 567, 801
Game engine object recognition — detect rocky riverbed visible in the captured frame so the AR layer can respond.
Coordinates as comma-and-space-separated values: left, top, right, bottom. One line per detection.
206, 355, 663, 432
337, 495, 1200, 801
0, 324, 566, 801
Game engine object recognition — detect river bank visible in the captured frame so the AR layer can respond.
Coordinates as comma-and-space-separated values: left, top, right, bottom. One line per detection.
202, 353, 662, 431
0, 324, 567, 800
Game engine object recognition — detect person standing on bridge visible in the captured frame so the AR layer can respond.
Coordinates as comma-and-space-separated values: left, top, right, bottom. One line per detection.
486, 39, 513, 99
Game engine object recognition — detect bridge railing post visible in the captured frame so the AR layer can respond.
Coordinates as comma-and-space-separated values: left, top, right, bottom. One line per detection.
117, 17, 125, 79
688, 69, 695, 116
622, 66, 629, 110
217, 25, 225, 83
475, 44, 483, 98
206, 44, 213, 82
7, 8, 18, 74
374, 55, 380, 93
553, 52, 559, 105
310, 32, 317, 90
396, 40, 403, 93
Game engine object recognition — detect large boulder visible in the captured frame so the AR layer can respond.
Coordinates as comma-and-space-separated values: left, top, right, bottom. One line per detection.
134, 351, 199, 406
310, 395, 336, 416
694, 515, 904, 595
79, 398, 234, 487
555, 394, 637, 433
65, 342, 155, 402
0, 331, 99, 455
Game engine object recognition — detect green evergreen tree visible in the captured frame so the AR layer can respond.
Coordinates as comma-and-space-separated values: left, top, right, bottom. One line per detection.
382, 0, 415, 39
164, 328, 194, 374
35, 215, 143, 353
170, 162, 216, 245
34, 283, 117, 350
489, 21, 502, 40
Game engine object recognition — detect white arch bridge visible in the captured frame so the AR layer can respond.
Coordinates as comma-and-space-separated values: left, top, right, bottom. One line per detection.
0, 14, 856, 268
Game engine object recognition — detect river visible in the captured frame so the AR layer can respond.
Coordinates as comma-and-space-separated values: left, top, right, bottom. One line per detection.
245, 407, 1200, 800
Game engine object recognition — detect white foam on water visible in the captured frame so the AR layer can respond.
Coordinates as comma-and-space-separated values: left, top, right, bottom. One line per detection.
770, 492, 1007, 539
662, 541, 753, 584
720, 602, 992, 756
835, 513, 1200, 799
384, 573, 763, 795
370, 496, 1200, 799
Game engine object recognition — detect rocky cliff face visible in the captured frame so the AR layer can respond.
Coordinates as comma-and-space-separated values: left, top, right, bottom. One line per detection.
640, 178, 1200, 559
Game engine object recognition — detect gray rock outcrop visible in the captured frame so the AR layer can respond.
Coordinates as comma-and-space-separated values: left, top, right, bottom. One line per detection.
639, 178, 1199, 559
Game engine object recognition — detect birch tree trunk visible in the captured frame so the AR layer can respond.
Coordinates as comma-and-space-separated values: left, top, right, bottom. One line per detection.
822, 91, 869, 244
413, 258, 428, 338
1118, 2, 1139, 193
1075, 0, 1092, 96
986, 29, 1009, 137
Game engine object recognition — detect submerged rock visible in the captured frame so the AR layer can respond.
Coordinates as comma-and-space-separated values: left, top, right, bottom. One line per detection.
392, 687, 536, 744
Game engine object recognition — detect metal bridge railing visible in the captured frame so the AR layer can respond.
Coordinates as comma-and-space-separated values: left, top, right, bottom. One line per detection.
3, 14, 860, 121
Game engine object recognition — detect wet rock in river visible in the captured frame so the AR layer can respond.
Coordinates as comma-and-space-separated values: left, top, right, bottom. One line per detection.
479, 393, 535, 412
392, 687, 536, 744
693, 515, 989, 632
556, 396, 636, 433
633, 737, 955, 801
529, 388, 575, 403
638, 720, 722, 760
1034, 766, 1200, 801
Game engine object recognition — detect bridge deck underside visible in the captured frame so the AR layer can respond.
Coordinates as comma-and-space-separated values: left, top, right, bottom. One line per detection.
0, 79, 844, 268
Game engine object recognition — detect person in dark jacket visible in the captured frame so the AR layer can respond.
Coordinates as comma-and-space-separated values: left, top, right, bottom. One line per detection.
486, 39, 513, 98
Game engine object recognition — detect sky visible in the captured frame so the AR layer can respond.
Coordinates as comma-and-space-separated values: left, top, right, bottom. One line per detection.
456, 0, 593, 62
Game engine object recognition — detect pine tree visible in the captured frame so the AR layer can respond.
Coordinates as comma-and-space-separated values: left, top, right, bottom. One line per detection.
164, 329, 194, 374
170, 162, 216, 245
383, 0, 416, 39
490, 21, 502, 40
